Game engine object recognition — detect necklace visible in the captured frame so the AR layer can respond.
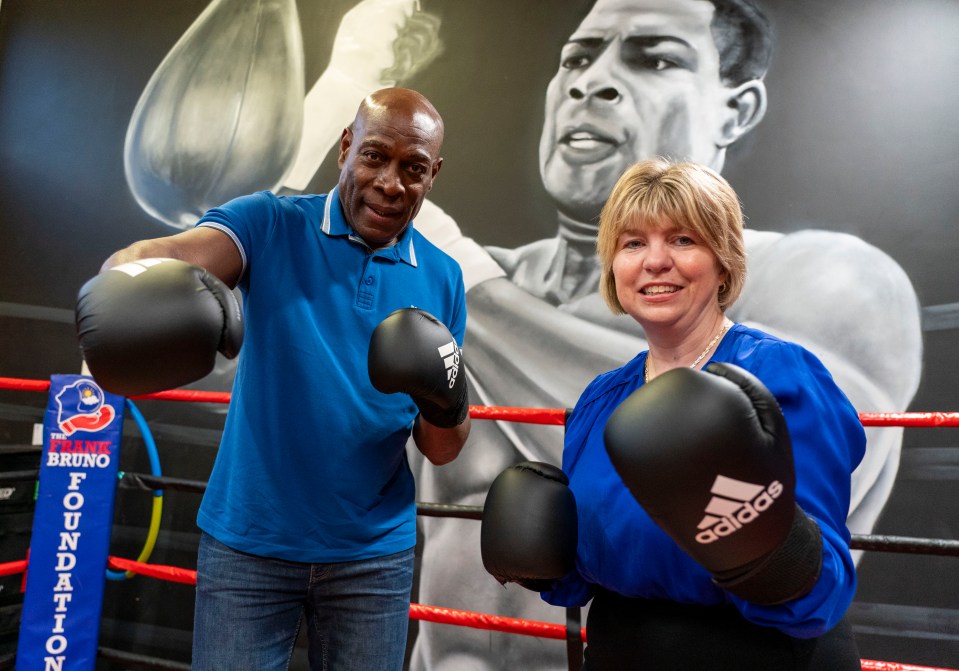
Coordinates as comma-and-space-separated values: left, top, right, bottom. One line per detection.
644, 321, 731, 383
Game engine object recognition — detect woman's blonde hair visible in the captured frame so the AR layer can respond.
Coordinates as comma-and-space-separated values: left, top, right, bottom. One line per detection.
597, 158, 747, 314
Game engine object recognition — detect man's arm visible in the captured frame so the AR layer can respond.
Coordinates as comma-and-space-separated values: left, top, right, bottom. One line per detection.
102, 227, 243, 288
77, 227, 245, 396
413, 415, 471, 466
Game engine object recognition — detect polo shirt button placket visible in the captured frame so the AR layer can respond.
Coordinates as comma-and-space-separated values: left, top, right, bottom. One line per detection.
355, 262, 377, 310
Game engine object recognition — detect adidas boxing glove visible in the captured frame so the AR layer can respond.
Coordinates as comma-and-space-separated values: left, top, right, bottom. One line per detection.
604, 362, 822, 604
76, 258, 243, 396
368, 308, 469, 428
481, 461, 578, 591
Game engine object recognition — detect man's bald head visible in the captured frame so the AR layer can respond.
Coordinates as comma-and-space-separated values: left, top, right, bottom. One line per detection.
355, 87, 445, 149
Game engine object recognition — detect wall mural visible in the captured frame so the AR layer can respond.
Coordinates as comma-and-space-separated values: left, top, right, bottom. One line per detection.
1, 0, 957, 667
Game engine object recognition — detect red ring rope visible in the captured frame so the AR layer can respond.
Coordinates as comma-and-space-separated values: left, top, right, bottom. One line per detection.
2, 557, 953, 671
3, 377, 959, 427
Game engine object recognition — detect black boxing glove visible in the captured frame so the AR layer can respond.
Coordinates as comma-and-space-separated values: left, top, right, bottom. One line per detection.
604, 362, 822, 605
368, 308, 469, 428
481, 461, 578, 591
76, 258, 243, 396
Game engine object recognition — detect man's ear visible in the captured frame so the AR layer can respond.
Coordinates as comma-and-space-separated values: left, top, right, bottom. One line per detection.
337, 127, 353, 169
717, 80, 767, 149
430, 157, 443, 182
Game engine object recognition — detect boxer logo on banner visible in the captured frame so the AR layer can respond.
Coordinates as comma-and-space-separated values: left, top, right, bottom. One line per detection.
17, 375, 124, 671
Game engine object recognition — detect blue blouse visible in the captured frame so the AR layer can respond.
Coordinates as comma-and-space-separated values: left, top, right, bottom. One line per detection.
542, 323, 866, 638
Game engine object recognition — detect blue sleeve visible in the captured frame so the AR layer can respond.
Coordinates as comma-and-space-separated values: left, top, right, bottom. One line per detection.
196, 190, 283, 288
540, 570, 594, 608
540, 372, 619, 609
408, 228, 468, 347
450, 269, 467, 347
732, 342, 866, 637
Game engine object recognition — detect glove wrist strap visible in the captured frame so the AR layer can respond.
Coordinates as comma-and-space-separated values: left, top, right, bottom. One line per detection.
416, 381, 470, 429
711, 504, 823, 605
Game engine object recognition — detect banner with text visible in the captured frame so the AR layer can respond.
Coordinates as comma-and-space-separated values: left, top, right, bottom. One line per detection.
17, 375, 124, 670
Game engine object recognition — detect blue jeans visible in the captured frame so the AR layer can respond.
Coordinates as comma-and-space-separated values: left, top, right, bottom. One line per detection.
192, 533, 414, 670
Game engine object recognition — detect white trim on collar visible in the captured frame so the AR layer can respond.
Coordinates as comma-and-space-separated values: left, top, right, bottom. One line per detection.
321, 187, 335, 235
320, 186, 418, 267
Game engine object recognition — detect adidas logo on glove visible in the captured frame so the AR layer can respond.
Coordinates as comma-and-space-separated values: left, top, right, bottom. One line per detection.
437, 341, 461, 389
695, 475, 783, 544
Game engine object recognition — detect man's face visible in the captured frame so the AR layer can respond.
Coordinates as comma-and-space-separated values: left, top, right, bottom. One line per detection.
540, 0, 732, 224
337, 109, 442, 248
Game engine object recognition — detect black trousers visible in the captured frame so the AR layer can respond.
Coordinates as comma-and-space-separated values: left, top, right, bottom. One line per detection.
582, 590, 860, 671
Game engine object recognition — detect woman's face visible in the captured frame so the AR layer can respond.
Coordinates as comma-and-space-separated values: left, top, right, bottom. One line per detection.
612, 217, 725, 333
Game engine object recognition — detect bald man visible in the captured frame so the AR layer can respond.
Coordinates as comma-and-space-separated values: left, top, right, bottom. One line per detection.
87, 88, 471, 670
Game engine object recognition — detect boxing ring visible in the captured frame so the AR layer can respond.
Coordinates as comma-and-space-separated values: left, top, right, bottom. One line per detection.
1, 375, 958, 670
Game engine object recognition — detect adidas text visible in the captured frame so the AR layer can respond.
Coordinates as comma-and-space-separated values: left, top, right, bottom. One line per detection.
437, 341, 460, 389
695, 479, 783, 544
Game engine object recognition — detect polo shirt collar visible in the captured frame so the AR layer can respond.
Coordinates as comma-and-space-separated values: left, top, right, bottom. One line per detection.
322, 187, 419, 267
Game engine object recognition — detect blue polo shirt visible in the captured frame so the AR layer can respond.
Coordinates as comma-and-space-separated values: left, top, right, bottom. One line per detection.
195, 188, 466, 562
543, 324, 865, 638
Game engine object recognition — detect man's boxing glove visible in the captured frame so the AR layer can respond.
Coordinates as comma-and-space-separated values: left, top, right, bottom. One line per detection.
368, 308, 469, 428
604, 362, 822, 605
76, 258, 243, 396
481, 461, 578, 591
